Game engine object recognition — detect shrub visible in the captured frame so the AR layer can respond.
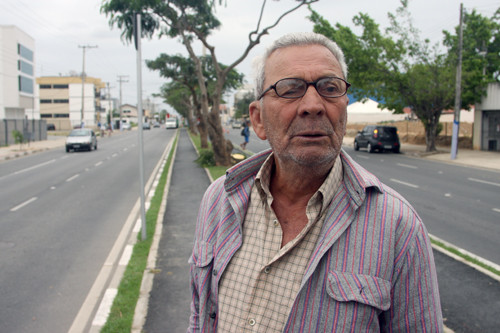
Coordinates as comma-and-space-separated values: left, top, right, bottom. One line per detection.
196, 149, 215, 167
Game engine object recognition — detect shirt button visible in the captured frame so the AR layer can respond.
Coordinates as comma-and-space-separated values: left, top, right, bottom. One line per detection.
248, 318, 256, 326
273, 219, 279, 227
264, 266, 271, 274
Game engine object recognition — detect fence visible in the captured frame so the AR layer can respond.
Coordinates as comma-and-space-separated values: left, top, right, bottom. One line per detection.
1, 119, 48, 146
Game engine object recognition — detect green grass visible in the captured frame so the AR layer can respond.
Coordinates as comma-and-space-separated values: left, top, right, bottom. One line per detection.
100, 133, 178, 332
431, 238, 500, 277
189, 132, 230, 180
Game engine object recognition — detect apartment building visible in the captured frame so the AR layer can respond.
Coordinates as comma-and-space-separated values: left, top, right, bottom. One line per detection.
37, 76, 106, 130
0, 25, 36, 119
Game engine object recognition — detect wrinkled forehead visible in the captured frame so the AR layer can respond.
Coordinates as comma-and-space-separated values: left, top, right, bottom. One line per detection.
264, 44, 344, 82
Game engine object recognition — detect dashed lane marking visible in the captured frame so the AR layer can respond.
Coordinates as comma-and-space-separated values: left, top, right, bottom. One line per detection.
468, 177, 500, 187
390, 178, 419, 188
66, 174, 80, 182
10, 197, 38, 212
397, 163, 418, 169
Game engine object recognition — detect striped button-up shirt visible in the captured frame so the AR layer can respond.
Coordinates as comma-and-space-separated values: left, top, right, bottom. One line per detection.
188, 149, 443, 332
218, 154, 343, 332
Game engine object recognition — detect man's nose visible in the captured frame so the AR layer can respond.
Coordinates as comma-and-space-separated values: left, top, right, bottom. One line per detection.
298, 85, 325, 116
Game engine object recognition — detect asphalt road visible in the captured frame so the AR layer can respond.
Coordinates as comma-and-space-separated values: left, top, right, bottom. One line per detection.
0, 128, 175, 333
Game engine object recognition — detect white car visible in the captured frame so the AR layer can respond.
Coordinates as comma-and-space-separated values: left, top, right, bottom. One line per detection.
165, 118, 178, 129
121, 122, 131, 130
65, 128, 97, 152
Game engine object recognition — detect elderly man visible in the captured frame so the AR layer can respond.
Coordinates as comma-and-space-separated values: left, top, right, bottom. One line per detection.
188, 32, 442, 332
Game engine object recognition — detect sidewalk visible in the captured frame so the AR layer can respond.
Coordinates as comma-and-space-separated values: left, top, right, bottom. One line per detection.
0, 135, 67, 161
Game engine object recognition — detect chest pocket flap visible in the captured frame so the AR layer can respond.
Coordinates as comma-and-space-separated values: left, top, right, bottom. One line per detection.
326, 271, 391, 311
189, 240, 214, 267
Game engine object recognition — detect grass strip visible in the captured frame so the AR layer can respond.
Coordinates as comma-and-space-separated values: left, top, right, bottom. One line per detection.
189, 132, 228, 180
100, 133, 178, 332
431, 238, 500, 277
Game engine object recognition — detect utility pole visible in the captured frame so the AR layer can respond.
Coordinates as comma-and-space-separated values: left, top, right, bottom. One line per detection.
78, 45, 98, 127
451, 3, 464, 160
106, 82, 114, 126
117, 75, 129, 130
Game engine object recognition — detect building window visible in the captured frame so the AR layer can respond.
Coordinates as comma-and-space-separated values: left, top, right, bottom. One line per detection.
40, 99, 52, 103
53, 99, 69, 103
40, 84, 52, 89
53, 84, 69, 89
41, 114, 53, 118
17, 43, 34, 62
18, 75, 34, 94
54, 114, 69, 118
18, 60, 33, 76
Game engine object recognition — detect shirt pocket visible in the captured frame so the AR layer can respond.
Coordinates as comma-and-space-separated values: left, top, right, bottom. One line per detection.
189, 240, 214, 267
326, 270, 391, 312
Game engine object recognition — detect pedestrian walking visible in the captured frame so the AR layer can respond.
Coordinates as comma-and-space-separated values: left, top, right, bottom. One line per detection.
240, 120, 250, 150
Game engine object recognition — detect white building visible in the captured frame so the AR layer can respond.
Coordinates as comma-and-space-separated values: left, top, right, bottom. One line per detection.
0, 25, 36, 119
37, 76, 106, 130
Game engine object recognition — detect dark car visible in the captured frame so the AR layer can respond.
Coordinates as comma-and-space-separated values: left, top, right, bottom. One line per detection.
354, 125, 400, 153
65, 128, 97, 152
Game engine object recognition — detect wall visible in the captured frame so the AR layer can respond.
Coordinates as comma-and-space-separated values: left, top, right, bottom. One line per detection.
1, 119, 47, 146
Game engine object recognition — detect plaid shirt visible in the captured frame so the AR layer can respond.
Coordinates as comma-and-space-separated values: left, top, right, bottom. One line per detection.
218, 154, 343, 332
188, 149, 443, 333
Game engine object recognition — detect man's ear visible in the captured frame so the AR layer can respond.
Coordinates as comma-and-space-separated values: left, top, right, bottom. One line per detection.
249, 100, 267, 140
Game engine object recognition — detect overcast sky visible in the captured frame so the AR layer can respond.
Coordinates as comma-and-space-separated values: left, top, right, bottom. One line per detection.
0, 0, 497, 110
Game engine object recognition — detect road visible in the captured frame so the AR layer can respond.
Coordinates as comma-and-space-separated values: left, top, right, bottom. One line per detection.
0, 128, 175, 333
226, 126, 500, 265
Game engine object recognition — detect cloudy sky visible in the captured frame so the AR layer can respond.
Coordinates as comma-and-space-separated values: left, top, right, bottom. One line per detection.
0, 0, 497, 110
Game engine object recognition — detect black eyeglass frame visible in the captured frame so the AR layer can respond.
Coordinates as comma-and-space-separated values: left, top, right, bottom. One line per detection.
257, 76, 351, 100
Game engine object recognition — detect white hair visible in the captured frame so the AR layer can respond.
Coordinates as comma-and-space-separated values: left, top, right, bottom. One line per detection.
253, 32, 348, 99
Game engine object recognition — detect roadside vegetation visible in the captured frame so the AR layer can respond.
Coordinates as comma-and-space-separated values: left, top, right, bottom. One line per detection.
100, 133, 178, 332
189, 131, 228, 180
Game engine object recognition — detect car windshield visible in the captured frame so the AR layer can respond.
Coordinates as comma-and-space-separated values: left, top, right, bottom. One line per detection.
69, 129, 90, 137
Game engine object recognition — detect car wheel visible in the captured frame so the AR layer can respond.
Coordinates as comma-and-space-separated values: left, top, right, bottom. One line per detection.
66, 147, 70, 153
393, 147, 400, 154
354, 141, 359, 151
95, 143, 98, 150
367, 143, 374, 153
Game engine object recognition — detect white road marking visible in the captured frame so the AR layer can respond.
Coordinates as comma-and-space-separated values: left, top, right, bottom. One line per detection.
390, 178, 419, 188
356, 155, 370, 159
119, 245, 134, 266
468, 177, 500, 187
397, 163, 418, 169
66, 174, 80, 182
91, 288, 117, 326
14, 159, 56, 175
95, 161, 103, 167
112, 153, 118, 158
493, 208, 500, 213
10, 197, 38, 212
444, 193, 452, 197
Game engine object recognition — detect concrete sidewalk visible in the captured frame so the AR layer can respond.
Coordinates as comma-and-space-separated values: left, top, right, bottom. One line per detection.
0, 135, 67, 161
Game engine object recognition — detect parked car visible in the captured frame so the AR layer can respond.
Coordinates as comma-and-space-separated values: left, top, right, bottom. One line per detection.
165, 118, 178, 129
47, 123, 56, 131
231, 120, 242, 129
142, 122, 151, 130
65, 128, 97, 152
354, 125, 400, 153
153, 121, 160, 128
121, 122, 131, 130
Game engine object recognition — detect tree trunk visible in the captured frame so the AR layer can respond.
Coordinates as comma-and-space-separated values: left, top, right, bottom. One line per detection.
424, 116, 438, 152
207, 109, 233, 166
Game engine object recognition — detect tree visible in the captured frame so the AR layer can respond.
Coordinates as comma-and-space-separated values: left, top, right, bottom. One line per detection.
443, 8, 500, 106
234, 91, 255, 120
101, 0, 318, 165
147, 54, 244, 144
310, 1, 457, 151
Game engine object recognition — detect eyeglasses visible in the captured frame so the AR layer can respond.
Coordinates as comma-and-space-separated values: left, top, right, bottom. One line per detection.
258, 77, 350, 100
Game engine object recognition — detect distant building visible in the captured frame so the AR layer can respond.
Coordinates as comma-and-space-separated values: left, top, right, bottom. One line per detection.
37, 76, 106, 130
474, 82, 500, 151
0, 25, 36, 119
